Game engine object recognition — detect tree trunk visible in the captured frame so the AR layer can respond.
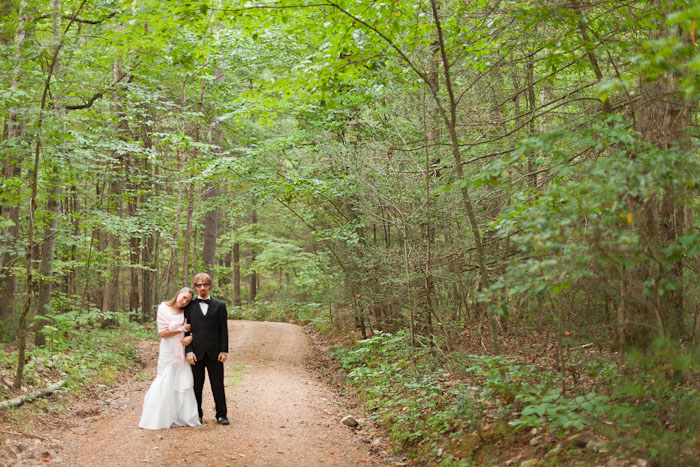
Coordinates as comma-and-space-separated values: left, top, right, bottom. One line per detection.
183, 77, 208, 285
0, 0, 27, 323
635, 73, 692, 340
142, 232, 155, 321
91, 197, 106, 310
17, 0, 86, 386
140, 114, 156, 322
182, 181, 195, 286
163, 177, 183, 295
201, 67, 224, 280
428, 0, 499, 352
126, 145, 141, 315
163, 78, 187, 295
525, 54, 538, 190
421, 38, 440, 337
128, 210, 140, 314
221, 250, 231, 289
65, 185, 79, 299
101, 224, 121, 326
101, 54, 126, 327
33, 165, 61, 345
248, 257, 257, 302
232, 241, 241, 306
201, 184, 220, 279
249, 210, 257, 303
34, 0, 66, 346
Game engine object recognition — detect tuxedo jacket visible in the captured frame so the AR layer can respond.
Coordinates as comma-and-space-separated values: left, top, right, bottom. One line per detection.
184, 297, 229, 360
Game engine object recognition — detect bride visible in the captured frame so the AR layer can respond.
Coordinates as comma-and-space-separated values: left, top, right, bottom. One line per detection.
139, 287, 201, 429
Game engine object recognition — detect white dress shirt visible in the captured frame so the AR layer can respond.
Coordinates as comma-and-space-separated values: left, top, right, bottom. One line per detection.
199, 297, 209, 316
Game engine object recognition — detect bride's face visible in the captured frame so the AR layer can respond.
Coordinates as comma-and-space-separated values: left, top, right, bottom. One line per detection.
176, 292, 192, 308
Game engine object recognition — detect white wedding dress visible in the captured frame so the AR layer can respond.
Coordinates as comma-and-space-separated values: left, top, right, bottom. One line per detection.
138, 303, 201, 430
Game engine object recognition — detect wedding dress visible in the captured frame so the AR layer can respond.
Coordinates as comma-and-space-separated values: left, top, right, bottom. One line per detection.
138, 303, 201, 429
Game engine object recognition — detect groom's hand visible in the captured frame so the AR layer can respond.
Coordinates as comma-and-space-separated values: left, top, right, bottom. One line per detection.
218, 353, 227, 363
186, 352, 196, 365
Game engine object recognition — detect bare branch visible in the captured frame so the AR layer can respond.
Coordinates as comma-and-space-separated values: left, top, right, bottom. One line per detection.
34, 10, 117, 25
65, 71, 133, 110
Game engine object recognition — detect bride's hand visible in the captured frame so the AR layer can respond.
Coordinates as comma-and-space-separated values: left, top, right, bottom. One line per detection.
182, 335, 193, 346
182, 320, 191, 332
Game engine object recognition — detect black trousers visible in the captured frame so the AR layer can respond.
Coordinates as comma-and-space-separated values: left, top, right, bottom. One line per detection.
191, 355, 227, 419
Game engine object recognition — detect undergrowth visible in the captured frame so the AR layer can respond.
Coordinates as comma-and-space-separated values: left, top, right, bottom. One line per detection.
235, 300, 332, 332
334, 330, 700, 466
0, 309, 151, 402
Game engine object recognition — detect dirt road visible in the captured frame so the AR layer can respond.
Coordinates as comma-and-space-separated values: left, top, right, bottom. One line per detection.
4, 321, 389, 466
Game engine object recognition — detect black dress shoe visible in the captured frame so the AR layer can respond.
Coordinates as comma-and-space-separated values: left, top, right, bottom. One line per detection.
216, 417, 230, 425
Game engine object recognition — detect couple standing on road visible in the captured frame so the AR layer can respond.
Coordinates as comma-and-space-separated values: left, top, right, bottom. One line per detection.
138, 272, 230, 429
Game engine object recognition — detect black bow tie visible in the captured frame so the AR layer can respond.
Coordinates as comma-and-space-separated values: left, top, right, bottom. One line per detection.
197, 298, 210, 304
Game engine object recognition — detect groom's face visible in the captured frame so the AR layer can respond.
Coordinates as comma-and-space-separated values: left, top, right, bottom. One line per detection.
194, 281, 212, 298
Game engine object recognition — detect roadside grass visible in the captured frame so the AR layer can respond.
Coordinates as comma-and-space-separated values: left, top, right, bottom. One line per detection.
135, 372, 153, 382
226, 364, 246, 386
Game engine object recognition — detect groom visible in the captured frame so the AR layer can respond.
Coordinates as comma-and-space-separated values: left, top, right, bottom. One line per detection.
184, 272, 230, 425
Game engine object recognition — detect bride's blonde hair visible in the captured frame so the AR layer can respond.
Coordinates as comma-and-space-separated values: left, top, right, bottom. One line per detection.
164, 287, 194, 308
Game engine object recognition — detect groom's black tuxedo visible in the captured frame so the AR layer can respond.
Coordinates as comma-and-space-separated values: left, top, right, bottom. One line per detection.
184, 296, 229, 420
184, 297, 229, 360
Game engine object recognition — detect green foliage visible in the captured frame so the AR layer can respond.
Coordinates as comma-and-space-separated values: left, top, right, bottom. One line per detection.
236, 300, 331, 332
638, 3, 700, 98
0, 311, 144, 399
337, 332, 488, 461
511, 389, 610, 431
236, 301, 284, 322
602, 338, 700, 465
504, 338, 700, 465
481, 115, 700, 339
35, 302, 124, 352
337, 330, 700, 464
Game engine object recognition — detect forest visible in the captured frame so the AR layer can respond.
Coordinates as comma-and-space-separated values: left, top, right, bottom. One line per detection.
2, 0, 700, 465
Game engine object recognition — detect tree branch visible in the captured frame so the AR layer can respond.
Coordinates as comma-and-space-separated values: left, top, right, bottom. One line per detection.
65, 71, 132, 110
0, 380, 67, 410
34, 10, 117, 25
